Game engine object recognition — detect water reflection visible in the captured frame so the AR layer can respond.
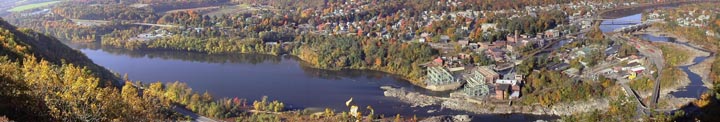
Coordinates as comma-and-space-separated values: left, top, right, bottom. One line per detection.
71, 43, 559, 121
82, 47, 283, 65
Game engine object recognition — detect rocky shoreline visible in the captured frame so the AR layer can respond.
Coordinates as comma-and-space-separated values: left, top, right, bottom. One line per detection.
653, 42, 710, 66
657, 94, 696, 110
380, 86, 608, 116
640, 27, 715, 109
690, 56, 715, 88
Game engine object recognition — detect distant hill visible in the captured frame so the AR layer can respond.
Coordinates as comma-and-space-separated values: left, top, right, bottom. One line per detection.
0, 17, 117, 84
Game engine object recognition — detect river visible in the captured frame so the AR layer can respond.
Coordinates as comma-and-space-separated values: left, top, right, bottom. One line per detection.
71, 44, 557, 121
636, 34, 710, 98
600, 13, 709, 98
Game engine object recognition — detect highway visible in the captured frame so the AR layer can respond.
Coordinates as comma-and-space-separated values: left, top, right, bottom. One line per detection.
129, 82, 219, 122
172, 106, 219, 122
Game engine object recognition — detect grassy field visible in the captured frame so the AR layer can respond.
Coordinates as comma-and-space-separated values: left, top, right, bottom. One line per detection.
8, 1, 60, 12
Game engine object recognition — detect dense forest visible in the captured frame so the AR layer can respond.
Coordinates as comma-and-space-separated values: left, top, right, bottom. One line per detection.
0, 17, 240, 121
0, 17, 233, 121
0, 18, 116, 83
0, 17, 168, 121
293, 34, 437, 84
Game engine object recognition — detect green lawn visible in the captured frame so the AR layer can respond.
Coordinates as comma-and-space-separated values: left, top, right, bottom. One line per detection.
8, 1, 60, 12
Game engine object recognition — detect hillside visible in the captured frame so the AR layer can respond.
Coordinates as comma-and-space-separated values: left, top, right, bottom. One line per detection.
0, 17, 285, 121
0, 17, 172, 121
0, 17, 117, 84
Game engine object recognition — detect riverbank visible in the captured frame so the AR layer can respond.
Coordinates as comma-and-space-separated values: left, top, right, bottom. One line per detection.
98, 42, 430, 87
650, 42, 708, 97
653, 42, 710, 66
634, 27, 715, 109
639, 27, 691, 43
381, 86, 608, 116
642, 27, 717, 89
640, 26, 714, 51
690, 56, 715, 88
293, 56, 426, 87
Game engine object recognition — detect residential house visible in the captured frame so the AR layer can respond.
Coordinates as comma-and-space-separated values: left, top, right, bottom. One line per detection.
458, 40, 470, 47
433, 57, 444, 66
478, 42, 491, 50
536, 33, 544, 39
545, 29, 560, 38
493, 41, 507, 47
468, 43, 479, 50
440, 35, 451, 43
507, 34, 518, 43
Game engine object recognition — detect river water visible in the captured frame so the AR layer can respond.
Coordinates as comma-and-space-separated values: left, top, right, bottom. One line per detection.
72, 45, 557, 121
65, 11, 706, 122
636, 34, 709, 98
600, 13, 709, 98
600, 13, 642, 33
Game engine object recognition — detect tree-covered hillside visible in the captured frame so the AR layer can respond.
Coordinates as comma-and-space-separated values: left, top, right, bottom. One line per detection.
0, 18, 117, 84
0, 17, 171, 121
0, 17, 365, 122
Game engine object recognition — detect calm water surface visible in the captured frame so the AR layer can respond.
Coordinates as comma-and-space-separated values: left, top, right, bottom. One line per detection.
600, 12, 710, 98
636, 34, 709, 98
76, 46, 557, 121
600, 13, 642, 32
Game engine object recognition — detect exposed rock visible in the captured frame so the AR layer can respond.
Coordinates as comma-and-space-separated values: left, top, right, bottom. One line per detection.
419, 115, 471, 122
654, 42, 709, 66
382, 86, 443, 107
381, 86, 609, 116
549, 98, 609, 115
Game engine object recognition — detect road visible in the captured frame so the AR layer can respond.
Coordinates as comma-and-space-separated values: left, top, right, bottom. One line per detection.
623, 33, 679, 114
71, 19, 179, 28
618, 80, 650, 117
154, 89, 219, 121
129, 83, 219, 122
606, 32, 669, 117
172, 106, 219, 122
132, 23, 179, 28
616, 34, 665, 108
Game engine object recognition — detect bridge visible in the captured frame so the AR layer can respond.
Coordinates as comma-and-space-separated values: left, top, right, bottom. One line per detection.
597, 19, 643, 25
614, 22, 652, 33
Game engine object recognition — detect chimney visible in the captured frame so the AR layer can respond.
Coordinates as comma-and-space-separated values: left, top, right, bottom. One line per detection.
514, 30, 519, 41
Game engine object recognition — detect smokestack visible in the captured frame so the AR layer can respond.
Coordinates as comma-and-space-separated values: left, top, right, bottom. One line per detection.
515, 30, 518, 40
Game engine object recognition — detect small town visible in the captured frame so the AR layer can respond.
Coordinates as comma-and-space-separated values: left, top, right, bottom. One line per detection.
0, 0, 719, 122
